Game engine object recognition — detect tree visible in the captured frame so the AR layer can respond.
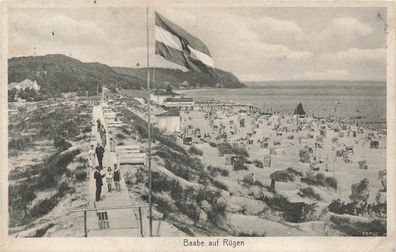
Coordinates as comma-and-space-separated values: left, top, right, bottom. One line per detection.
8, 88, 18, 102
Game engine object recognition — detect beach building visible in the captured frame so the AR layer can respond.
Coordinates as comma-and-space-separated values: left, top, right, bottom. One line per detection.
155, 110, 181, 133
9, 79, 40, 91
150, 86, 182, 106
163, 97, 194, 109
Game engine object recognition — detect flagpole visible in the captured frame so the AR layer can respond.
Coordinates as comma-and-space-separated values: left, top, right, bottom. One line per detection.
146, 7, 153, 237
101, 85, 104, 105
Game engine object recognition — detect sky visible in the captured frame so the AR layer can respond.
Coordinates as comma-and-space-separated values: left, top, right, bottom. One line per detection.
8, 7, 387, 81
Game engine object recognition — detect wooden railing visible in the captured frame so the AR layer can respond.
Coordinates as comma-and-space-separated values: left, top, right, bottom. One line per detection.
71, 204, 149, 237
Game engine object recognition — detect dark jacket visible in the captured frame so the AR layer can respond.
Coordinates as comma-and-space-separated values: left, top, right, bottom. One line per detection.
94, 170, 105, 186
95, 146, 105, 157
113, 169, 120, 181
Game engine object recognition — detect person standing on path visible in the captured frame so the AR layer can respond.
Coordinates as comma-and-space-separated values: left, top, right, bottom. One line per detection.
94, 166, 105, 202
113, 164, 121, 192
100, 125, 107, 148
110, 137, 116, 152
97, 119, 102, 131
105, 167, 113, 192
88, 145, 96, 169
95, 143, 105, 169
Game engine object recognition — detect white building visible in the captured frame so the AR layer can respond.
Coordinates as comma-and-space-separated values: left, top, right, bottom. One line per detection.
155, 110, 181, 133
9, 79, 40, 91
164, 97, 194, 109
150, 86, 182, 106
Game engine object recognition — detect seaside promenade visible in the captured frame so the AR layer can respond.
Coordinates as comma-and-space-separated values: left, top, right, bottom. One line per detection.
85, 106, 143, 237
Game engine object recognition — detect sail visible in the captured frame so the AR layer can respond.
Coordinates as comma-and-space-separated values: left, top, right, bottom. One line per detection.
293, 102, 306, 115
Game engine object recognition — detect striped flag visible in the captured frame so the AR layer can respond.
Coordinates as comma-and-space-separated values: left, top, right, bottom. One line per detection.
331, 146, 336, 151
155, 11, 214, 73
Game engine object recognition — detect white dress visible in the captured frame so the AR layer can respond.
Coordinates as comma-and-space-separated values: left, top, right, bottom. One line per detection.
88, 149, 96, 168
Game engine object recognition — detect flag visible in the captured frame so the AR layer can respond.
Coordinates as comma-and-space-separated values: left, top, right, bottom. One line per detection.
155, 11, 214, 73
331, 146, 336, 151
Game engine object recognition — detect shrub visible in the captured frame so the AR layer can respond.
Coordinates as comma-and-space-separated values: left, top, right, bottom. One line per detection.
211, 179, 229, 191
152, 194, 173, 219
8, 136, 39, 151
53, 137, 72, 151
58, 181, 72, 195
233, 159, 248, 171
298, 187, 322, 201
286, 167, 303, 177
207, 165, 229, 177
253, 180, 264, 187
232, 146, 249, 157
328, 199, 344, 214
206, 199, 227, 226
299, 148, 311, 163
35, 149, 80, 190
151, 172, 171, 192
329, 215, 386, 236
270, 170, 295, 182
263, 195, 317, 222
325, 176, 338, 190
30, 197, 59, 219
116, 133, 126, 139
74, 168, 87, 182
8, 183, 36, 226
209, 142, 217, 147
300, 172, 337, 190
134, 167, 146, 184
190, 146, 203, 156
218, 142, 234, 155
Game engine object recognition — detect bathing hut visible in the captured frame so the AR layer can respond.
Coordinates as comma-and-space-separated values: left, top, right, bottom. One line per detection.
155, 110, 181, 133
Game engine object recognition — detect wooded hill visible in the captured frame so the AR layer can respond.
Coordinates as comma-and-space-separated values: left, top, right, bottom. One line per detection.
8, 54, 245, 95
113, 67, 245, 89
8, 54, 143, 95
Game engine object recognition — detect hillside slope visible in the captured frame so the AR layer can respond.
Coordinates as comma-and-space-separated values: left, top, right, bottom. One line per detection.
8, 54, 145, 95
113, 67, 245, 89
8, 54, 245, 95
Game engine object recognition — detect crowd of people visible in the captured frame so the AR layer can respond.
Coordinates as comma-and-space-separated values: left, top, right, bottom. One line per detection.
90, 118, 122, 202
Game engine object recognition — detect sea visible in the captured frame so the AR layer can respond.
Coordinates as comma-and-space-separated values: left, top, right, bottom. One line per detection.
178, 83, 386, 129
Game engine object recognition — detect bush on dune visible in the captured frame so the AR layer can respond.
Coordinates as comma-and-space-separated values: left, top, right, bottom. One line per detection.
300, 172, 337, 190
74, 165, 88, 182
233, 159, 248, 171
298, 187, 322, 201
190, 146, 203, 156
329, 215, 386, 236
209, 142, 217, 147
217, 142, 234, 155
270, 170, 295, 182
232, 146, 249, 157
263, 195, 317, 223
207, 165, 229, 177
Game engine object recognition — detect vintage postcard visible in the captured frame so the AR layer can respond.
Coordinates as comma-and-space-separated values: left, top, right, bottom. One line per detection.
1, 0, 395, 251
